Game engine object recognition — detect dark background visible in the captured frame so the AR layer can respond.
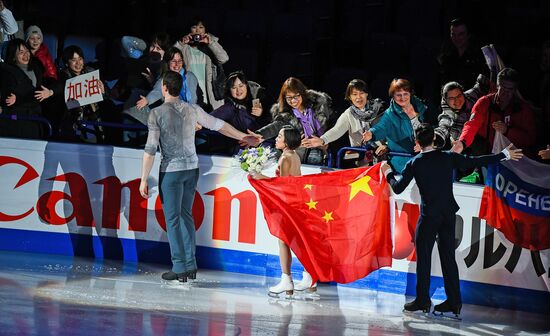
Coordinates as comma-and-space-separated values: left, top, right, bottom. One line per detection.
9, 0, 550, 111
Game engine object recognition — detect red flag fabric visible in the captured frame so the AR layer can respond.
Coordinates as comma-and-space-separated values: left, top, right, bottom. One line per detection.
480, 133, 550, 251
248, 163, 392, 284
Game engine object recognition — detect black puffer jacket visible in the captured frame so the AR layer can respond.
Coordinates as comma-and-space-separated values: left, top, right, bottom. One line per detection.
255, 89, 332, 163
256, 89, 333, 140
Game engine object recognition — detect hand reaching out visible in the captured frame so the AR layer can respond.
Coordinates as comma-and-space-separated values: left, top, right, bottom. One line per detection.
451, 140, 464, 153
136, 95, 148, 110
301, 136, 324, 148
239, 129, 263, 147
505, 144, 523, 161
5, 93, 16, 106
539, 145, 550, 160
141, 67, 154, 84
362, 130, 373, 142
380, 162, 392, 175
375, 144, 388, 156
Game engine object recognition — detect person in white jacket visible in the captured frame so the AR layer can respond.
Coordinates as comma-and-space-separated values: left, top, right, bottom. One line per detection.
0, 0, 18, 60
174, 17, 228, 111
302, 79, 387, 166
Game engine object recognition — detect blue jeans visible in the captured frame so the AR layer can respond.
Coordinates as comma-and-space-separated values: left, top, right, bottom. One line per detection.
159, 169, 200, 273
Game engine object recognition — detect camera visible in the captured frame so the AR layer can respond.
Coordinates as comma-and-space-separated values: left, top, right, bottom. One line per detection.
191, 34, 202, 42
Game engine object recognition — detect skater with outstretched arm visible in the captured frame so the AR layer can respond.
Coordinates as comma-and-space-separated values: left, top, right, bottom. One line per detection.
139, 71, 260, 283
381, 123, 523, 319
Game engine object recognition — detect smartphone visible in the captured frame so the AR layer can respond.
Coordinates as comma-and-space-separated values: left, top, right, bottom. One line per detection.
252, 98, 261, 108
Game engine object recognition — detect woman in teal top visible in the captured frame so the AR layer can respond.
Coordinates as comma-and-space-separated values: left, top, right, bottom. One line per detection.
363, 78, 427, 172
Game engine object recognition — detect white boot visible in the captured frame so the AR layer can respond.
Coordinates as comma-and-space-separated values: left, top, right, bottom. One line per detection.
294, 271, 317, 292
269, 273, 294, 295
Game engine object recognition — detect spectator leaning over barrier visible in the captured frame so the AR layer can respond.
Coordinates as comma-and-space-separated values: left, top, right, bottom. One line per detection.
362, 78, 428, 173
435, 75, 491, 181
302, 79, 387, 166
114, 32, 171, 105
452, 68, 537, 159
250, 77, 333, 165
207, 70, 271, 154
123, 47, 199, 126
435, 75, 491, 151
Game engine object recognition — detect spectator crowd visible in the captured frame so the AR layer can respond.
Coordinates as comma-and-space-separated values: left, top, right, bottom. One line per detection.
1, 0, 549, 180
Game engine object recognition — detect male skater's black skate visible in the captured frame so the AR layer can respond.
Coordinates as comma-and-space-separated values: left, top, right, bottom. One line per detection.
433, 300, 462, 321
403, 299, 431, 314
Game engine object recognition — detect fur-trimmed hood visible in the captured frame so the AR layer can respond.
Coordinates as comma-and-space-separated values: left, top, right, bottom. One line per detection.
269, 89, 333, 135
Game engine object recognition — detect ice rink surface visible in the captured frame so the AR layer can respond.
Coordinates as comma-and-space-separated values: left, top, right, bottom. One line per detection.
1, 251, 548, 336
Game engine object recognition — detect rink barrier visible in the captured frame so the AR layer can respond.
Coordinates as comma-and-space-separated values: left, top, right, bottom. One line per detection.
0, 138, 549, 314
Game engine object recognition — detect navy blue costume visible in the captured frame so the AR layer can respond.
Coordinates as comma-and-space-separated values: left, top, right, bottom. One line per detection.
386, 149, 505, 307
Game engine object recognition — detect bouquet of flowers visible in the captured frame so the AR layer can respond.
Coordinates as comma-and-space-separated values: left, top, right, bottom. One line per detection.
234, 147, 276, 174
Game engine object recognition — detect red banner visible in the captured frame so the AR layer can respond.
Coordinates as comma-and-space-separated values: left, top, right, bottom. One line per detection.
249, 163, 392, 284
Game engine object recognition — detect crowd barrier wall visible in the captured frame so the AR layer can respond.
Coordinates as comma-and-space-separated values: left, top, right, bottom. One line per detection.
1, 138, 548, 314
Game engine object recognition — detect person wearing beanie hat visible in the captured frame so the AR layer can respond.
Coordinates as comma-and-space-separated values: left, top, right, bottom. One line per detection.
25, 25, 43, 43
25, 25, 57, 82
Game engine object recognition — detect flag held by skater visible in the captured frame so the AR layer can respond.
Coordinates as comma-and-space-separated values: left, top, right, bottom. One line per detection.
248, 163, 392, 284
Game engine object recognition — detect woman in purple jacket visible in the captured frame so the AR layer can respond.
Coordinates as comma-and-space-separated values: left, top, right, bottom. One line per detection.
204, 71, 270, 154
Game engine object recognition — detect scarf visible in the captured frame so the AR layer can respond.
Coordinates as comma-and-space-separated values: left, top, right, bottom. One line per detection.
350, 103, 377, 131
179, 68, 192, 103
293, 107, 323, 138
349, 103, 377, 122
17, 63, 37, 87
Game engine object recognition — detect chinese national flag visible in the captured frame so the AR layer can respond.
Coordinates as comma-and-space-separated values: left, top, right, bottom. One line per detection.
248, 163, 392, 284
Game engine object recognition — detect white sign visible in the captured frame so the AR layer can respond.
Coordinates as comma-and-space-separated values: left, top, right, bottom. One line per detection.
64, 70, 103, 109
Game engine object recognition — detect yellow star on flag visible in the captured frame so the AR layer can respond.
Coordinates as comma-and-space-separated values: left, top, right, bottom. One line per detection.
304, 184, 313, 190
322, 211, 334, 223
348, 175, 373, 201
305, 198, 318, 210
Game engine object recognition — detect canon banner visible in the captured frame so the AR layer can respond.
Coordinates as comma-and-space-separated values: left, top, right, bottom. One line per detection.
1, 138, 548, 313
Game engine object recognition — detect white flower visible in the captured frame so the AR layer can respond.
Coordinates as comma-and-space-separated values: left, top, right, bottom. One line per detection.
233, 147, 276, 174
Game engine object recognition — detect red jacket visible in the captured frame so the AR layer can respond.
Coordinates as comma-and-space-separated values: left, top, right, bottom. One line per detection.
459, 93, 537, 155
34, 44, 57, 81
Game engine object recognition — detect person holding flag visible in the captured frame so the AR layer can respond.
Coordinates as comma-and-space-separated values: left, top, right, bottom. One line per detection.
382, 123, 523, 319
249, 125, 317, 296
249, 133, 394, 297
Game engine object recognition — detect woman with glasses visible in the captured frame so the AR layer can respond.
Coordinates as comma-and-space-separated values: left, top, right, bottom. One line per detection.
362, 78, 428, 173
0, 39, 53, 139
434, 75, 489, 151
301, 79, 387, 166
123, 47, 198, 127
206, 70, 270, 154
253, 77, 333, 165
